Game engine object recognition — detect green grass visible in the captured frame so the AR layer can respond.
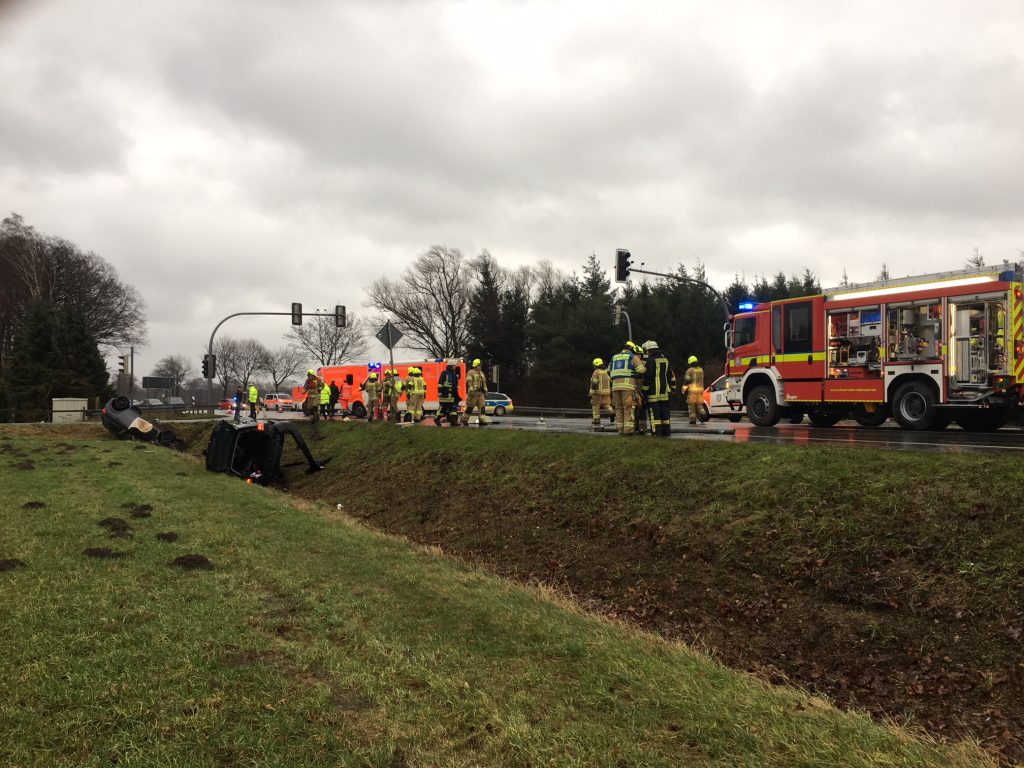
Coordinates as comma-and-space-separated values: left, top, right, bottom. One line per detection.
0, 426, 994, 767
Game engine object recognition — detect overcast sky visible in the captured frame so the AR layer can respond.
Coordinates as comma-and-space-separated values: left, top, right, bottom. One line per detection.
2, 0, 1022, 382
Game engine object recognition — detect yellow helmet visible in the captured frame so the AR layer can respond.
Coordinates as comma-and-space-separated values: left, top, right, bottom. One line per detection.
472, 358, 482, 367
369, 373, 378, 380
688, 355, 698, 364
307, 369, 316, 375
411, 367, 420, 374
593, 357, 604, 367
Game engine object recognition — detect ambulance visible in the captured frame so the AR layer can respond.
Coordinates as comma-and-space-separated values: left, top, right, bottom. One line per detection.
293, 360, 467, 418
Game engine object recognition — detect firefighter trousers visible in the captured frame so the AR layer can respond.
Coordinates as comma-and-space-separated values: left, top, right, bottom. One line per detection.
611, 390, 634, 434
591, 394, 612, 423
408, 394, 424, 421
648, 400, 670, 437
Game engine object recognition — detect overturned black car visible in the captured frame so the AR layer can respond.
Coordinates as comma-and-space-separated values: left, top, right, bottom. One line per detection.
204, 420, 326, 484
101, 397, 177, 447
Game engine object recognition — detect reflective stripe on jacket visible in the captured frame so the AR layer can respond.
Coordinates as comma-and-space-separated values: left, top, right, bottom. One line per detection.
643, 353, 675, 403
609, 352, 636, 391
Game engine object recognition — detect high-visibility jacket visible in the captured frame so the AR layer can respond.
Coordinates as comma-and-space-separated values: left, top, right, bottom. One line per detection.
590, 368, 611, 395
409, 374, 427, 395
319, 385, 331, 405
248, 385, 258, 404
304, 374, 321, 400
609, 351, 638, 391
683, 366, 705, 399
642, 353, 676, 403
362, 379, 380, 401
466, 368, 487, 394
438, 370, 457, 403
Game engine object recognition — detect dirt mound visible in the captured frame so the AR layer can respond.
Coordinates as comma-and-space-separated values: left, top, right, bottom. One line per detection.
13, 460, 34, 470
156, 532, 179, 543
83, 548, 127, 559
98, 517, 130, 533
22, 501, 45, 509
130, 505, 153, 518
0, 558, 28, 571
171, 554, 213, 570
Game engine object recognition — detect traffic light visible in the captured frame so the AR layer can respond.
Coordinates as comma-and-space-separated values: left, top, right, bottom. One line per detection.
615, 248, 632, 282
335, 304, 346, 328
202, 354, 216, 379
291, 302, 302, 326
118, 354, 128, 374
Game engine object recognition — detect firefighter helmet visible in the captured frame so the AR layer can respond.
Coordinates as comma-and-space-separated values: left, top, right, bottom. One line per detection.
593, 358, 604, 367
688, 355, 698, 364
472, 358, 482, 367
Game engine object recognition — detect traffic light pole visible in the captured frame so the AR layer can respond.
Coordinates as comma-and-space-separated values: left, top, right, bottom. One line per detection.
624, 267, 734, 354
205, 310, 341, 404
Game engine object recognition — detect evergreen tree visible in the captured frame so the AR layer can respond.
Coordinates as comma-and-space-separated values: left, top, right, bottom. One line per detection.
1, 302, 111, 421
465, 252, 504, 364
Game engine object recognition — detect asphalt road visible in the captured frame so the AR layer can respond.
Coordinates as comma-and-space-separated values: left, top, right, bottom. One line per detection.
486, 414, 1024, 453
209, 407, 1024, 454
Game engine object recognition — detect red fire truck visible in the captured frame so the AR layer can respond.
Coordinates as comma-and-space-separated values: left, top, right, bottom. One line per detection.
723, 262, 1024, 431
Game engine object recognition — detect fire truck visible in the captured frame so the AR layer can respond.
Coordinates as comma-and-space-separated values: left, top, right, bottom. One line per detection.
292, 360, 467, 418
723, 262, 1024, 431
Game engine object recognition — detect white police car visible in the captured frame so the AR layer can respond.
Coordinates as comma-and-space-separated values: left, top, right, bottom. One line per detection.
483, 392, 513, 417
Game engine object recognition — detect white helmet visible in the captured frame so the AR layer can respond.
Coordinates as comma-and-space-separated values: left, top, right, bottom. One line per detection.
642, 340, 659, 351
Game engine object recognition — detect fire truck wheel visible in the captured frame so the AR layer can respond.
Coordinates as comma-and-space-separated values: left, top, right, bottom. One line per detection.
746, 385, 780, 427
350, 402, 366, 419
954, 410, 1006, 432
893, 382, 936, 430
808, 409, 842, 428
853, 406, 888, 427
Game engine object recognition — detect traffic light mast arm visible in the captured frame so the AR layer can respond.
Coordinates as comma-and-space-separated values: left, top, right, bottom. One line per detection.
204, 309, 342, 403
626, 267, 735, 355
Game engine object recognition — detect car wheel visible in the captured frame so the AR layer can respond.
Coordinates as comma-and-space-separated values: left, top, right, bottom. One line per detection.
745, 385, 780, 427
698, 404, 710, 423
111, 396, 131, 412
893, 381, 936, 430
494, 405, 506, 416
728, 414, 743, 423
350, 401, 367, 418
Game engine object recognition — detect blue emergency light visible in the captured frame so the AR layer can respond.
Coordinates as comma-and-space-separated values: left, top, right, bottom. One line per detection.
738, 301, 756, 311
367, 362, 382, 371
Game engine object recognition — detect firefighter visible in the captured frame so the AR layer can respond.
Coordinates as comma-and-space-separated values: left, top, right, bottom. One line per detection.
589, 358, 613, 428
683, 355, 705, 425
361, 372, 381, 421
461, 358, 490, 426
608, 344, 641, 435
247, 383, 259, 420
383, 369, 403, 423
641, 340, 676, 437
625, 341, 648, 434
406, 367, 427, 422
435, 360, 460, 426
303, 369, 322, 423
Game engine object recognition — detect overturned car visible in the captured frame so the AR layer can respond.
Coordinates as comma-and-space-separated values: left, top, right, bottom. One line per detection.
101, 397, 177, 446
204, 420, 327, 485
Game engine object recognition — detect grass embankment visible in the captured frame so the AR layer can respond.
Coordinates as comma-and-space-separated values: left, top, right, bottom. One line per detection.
0, 426, 993, 768
278, 424, 1024, 762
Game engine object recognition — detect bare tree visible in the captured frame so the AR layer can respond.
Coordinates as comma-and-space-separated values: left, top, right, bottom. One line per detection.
966, 247, 985, 269
0, 214, 147, 375
875, 263, 890, 282
150, 354, 194, 395
365, 245, 472, 357
284, 313, 368, 367
258, 345, 305, 392
227, 338, 268, 390
211, 337, 238, 397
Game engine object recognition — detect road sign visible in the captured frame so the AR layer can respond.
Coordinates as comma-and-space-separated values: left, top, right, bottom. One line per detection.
142, 376, 175, 389
375, 320, 403, 350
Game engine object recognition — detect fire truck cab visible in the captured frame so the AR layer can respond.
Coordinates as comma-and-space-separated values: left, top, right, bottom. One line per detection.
724, 262, 1024, 431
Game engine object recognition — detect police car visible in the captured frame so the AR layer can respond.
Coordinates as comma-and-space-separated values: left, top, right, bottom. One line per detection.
484, 392, 513, 416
